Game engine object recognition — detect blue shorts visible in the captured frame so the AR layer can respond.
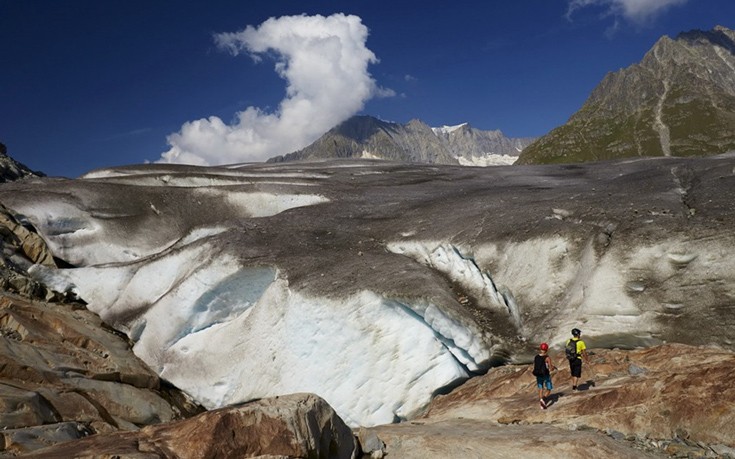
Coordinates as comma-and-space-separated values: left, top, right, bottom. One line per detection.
536, 375, 553, 390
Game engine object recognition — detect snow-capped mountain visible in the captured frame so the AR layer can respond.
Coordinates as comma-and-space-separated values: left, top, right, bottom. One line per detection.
268, 116, 536, 166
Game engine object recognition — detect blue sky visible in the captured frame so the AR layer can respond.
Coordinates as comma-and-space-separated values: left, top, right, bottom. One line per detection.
1, 0, 733, 177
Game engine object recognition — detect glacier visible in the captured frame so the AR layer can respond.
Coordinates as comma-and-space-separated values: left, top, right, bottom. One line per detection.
2, 156, 735, 426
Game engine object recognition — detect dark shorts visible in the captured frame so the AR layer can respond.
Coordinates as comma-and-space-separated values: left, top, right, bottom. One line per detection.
569, 359, 582, 377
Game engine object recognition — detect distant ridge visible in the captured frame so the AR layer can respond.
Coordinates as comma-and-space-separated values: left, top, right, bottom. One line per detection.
517, 25, 735, 164
0, 142, 43, 182
268, 116, 536, 166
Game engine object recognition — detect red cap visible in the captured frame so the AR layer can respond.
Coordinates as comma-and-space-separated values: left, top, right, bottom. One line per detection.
539, 342, 549, 351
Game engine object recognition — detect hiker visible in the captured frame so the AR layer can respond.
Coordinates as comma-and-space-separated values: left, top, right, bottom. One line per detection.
566, 328, 590, 391
532, 342, 555, 409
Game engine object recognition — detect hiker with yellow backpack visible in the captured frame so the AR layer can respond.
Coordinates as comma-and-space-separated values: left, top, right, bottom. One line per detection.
566, 328, 590, 391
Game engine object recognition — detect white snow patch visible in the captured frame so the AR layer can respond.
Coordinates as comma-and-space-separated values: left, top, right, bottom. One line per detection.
475, 237, 576, 310
29, 240, 250, 339
82, 168, 330, 181
473, 236, 654, 347
177, 226, 229, 246
7, 201, 144, 265
432, 123, 467, 135
388, 241, 522, 328
82, 174, 319, 188
455, 154, 517, 167
214, 191, 329, 217
360, 150, 384, 160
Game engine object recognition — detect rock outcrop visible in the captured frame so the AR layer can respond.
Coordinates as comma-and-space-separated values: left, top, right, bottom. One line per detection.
23, 393, 357, 459
0, 203, 60, 301
517, 25, 735, 164
0, 292, 204, 455
269, 115, 535, 166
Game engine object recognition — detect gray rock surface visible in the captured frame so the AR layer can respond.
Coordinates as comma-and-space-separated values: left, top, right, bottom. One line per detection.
365, 419, 664, 459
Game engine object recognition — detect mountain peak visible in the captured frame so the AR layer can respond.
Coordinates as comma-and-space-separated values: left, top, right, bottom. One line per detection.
269, 116, 536, 165
432, 123, 469, 136
517, 25, 735, 165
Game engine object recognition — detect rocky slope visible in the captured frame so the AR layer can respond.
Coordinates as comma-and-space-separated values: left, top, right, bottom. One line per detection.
269, 115, 535, 166
517, 25, 735, 164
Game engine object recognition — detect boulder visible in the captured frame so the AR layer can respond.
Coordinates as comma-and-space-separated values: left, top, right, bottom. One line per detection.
24, 393, 357, 459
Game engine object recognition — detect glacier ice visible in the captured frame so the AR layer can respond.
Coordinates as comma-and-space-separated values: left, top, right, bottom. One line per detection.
7, 155, 735, 427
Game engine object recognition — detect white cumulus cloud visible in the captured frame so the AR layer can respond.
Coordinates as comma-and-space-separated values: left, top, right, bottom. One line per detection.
159, 13, 393, 166
566, 0, 688, 24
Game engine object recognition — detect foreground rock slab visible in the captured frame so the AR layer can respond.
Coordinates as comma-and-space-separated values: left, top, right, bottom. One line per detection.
366, 418, 663, 459
23, 393, 357, 459
420, 344, 735, 456
359, 344, 735, 458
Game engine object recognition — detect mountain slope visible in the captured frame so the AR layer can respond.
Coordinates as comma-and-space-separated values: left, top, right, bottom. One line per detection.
517, 25, 735, 164
0, 142, 42, 181
269, 116, 535, 166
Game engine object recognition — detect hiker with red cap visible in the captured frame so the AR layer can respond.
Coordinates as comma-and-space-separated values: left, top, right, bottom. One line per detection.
532, 342, 556, 409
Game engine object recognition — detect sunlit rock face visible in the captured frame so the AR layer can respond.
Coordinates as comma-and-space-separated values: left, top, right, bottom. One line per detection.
1, 155, 734, 426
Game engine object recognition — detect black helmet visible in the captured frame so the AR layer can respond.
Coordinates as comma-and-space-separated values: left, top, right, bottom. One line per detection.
572, 328, 581, 337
